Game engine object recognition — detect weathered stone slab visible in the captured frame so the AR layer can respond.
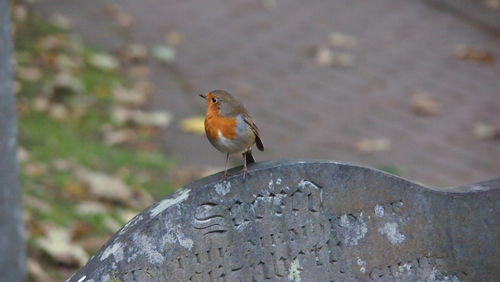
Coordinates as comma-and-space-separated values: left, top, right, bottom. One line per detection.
69, 161, 499, 282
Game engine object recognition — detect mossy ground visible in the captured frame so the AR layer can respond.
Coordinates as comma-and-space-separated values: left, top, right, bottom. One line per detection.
13, 7, 176, 281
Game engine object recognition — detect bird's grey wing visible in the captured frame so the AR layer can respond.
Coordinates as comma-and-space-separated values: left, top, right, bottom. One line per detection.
243, 114, 264, 151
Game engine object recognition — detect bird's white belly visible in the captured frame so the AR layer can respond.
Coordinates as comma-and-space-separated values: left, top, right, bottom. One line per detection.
211, 115, 254, 154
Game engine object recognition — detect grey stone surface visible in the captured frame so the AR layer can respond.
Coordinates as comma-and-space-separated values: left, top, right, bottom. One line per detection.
0, 0, 26, 280
69, 161, 499, 282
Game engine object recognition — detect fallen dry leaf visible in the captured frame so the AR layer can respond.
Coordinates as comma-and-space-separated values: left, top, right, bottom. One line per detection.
75, 201, 108, 215
48, 103, 69, 120
112, 107, 173, 128
75, 167, 133, 204
332, 53, 354, 68
129, 189, 154, 208
89, 53, 120, 71
27, 258, 52, 282
329, 32, 356, 48
152, 45, 176, 64
37, 35, 66, 51
411, 92, 441, 116
17, 66, 42, 81
112, 82, 150, 106
70, 96, 94, 119
37, 226, 89, 267
75, 235, 110, 252
13, 5, 28, 22
56, 54, 83, 71
314, 46, 354, 68
180, 116, 205, 134
70, 221, 93, 240
121, 43, 149, 63
453, 44, 496, 64
315, 46, 334, 66
63, 180, 87, 200
484, 0, 500, 10
51, 158, 72, 172
24, 211, 44, 238
474, 122, 500, 140
111, 107, 133, 124
117, 209, 138, 224
53, 72, 84, 93
126, 66, 151, 80
103, 129, 137, 146
33, 97, 50, 112
24, 162, 46, 177
132, 110, 173, 127
165, 31, 183, 47
355, 138, 392, 153
24, 195, 51, 213
105, 3, 133, 28
103, 216, 122, 232
50, 13, 72, 30
17, 147, 29, 163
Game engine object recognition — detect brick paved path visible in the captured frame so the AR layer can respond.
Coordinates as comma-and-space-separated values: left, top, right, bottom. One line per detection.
34, 0, 500, 186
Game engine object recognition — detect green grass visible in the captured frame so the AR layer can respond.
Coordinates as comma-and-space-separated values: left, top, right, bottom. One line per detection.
20, 113, 170, 172
13, 7, 177, 279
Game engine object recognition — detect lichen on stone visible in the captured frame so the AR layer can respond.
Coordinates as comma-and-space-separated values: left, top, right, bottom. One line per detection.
150, 188, 190, 217
378, 222, 405, 245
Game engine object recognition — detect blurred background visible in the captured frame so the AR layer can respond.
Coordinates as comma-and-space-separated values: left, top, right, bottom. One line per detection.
9, 0, 499, 280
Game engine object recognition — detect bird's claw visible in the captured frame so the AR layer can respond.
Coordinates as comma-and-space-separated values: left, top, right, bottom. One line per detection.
241, 168, 249, 180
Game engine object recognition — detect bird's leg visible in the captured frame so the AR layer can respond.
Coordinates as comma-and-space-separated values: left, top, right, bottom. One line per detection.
223, 153, 230, 179
242, 152, 248, 179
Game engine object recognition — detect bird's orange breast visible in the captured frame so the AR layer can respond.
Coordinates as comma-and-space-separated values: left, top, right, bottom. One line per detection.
205, 108, 237, 141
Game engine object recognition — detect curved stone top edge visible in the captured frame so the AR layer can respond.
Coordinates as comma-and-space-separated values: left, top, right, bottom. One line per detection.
184, 159, 499, 194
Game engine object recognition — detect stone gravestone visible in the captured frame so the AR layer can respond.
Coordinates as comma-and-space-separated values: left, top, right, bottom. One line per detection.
0, 0, 26, 280
69, 161, 499, 282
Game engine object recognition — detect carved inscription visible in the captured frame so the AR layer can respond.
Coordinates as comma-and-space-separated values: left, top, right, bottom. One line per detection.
369, 256, 458, 282
187, 179, 337, 280
169, 180, 413, 281
193, 203, 229, 235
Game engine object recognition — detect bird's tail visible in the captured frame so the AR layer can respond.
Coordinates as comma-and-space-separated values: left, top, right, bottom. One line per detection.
244, 151, 256, 164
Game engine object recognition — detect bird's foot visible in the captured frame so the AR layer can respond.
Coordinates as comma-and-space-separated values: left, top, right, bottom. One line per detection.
241, 168, 249, 180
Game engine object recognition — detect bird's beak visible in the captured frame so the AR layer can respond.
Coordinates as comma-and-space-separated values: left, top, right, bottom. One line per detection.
199, 93, 206, 99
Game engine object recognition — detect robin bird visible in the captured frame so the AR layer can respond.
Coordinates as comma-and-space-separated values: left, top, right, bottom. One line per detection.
199, 90, 264, 178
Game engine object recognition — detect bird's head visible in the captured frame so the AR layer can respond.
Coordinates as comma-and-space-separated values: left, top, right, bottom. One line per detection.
199, 90, 241, 116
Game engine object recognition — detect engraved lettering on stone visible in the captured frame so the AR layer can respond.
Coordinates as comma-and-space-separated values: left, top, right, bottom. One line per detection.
187, 179, 421, 281
193, 203, 228, 235
369, 256, 459, 282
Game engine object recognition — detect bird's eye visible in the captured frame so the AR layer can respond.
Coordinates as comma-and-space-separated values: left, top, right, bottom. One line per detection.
211, 98, 217, 103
